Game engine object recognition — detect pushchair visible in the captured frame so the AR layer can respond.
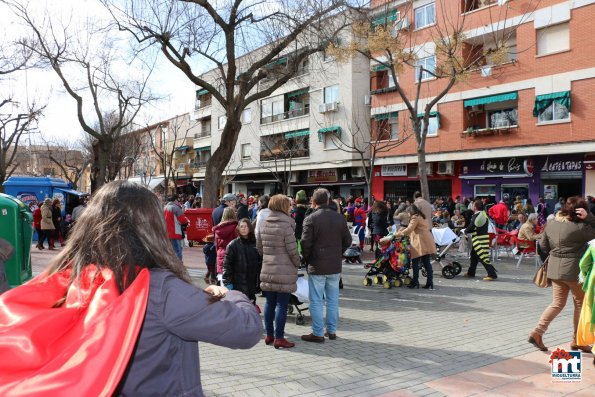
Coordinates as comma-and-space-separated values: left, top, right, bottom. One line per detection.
343, 245, 363, 264
363, 235, 411, 289
288, 274, 309, 325
427, 227, 463, 279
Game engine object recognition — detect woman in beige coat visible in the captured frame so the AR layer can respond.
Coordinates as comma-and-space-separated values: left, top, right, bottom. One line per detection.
394, 204, 436, 290
39, 198, 56, 250
256, 194, 300, 349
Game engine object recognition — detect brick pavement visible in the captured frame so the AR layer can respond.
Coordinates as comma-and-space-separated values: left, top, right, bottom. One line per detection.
29, 244, 594, 396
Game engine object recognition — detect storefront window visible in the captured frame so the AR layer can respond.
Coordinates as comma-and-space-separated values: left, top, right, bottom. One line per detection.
501, 184, 528, 204
474, 185, 496, 197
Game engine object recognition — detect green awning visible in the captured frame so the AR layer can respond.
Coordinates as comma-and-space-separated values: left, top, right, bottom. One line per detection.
194, 146, 211, 152
287, 88, 309, 98
375, 112, 398, 121
196, 89, 208, 97
284, 129, 309, 139
372, 10, 399, 26
372, 64, 389, 72
176, 145, 191, 151
265, 57, 287, 69
532, 91, 570, 117
416, 111, 440, 128
464, 92, 518, 107
317, 126, 342, 142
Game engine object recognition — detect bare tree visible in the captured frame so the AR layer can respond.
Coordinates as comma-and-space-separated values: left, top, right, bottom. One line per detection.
102, 0, 363, 206
0, 99, 43, 192
313, 107, 412, 204
6, 0, 158, 192
40, 135, 91, 189
146, 114, 197, 195
252, 130, 309, 195
332, 0, 540, 198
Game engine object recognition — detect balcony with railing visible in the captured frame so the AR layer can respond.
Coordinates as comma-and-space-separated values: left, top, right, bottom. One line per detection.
260, 104, 310, 124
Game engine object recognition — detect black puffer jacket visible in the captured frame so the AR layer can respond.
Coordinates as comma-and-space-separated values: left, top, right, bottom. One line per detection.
369, 211, 389, 236
222, 237, 262, 298
293, 205, 308, 240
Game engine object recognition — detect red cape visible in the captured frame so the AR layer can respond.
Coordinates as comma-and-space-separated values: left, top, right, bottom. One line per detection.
0, 266, 149, 396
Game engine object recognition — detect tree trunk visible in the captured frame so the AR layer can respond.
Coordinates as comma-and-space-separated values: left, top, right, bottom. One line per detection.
417, 148, 430, 200
93, 143, 110, 193
203, 121, 241, 207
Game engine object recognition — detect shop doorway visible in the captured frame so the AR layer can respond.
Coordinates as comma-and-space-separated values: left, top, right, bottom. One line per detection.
542, 179, 583, 210
384, 180, 452, 202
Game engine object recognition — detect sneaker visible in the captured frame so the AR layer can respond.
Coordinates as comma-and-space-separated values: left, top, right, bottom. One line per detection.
301, 333, 325, 343
483, 276, 497, 281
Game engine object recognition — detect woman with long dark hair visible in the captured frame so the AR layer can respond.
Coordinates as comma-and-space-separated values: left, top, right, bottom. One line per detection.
0, 181, 262, 396
223, 218, 262, 304
393, 204, 437, 289
368, 200, 389, 253
528, 196, 595, 353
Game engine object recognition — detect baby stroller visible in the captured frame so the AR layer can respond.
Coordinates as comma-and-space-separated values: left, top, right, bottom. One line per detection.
288, 274, 309, 325
363, 235, 411, 289
428, 227, 463, 279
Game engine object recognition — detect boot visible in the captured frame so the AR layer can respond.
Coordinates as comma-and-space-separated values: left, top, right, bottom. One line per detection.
273, 338, 295, 349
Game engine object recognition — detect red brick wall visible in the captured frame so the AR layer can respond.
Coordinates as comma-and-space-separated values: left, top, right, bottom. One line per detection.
369, 1, 595, 158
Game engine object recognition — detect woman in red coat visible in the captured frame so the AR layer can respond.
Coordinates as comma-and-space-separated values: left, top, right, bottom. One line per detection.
32, 204, 43, 250
212, 207, 238, 283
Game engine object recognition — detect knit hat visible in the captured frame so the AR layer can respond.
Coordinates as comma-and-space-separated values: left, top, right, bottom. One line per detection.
295, 190, 307, 204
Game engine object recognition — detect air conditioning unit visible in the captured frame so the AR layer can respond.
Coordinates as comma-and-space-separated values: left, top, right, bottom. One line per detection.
437, 161, 454, 175
364, 95, 371, 105
351, 168, 365, 178
480, 64, 493, 77
326, 102, 339, 112
394, 17, 409, 31
318, 103, 328, 113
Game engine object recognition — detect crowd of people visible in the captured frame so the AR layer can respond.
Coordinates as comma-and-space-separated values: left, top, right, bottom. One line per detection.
1, 184, 595, 395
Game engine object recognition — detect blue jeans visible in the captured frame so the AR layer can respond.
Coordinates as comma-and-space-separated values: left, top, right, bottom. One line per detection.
264, 291, 290, 339
412, 255, 433, 285
170, 239, 183, 259
308, 273, 341, 337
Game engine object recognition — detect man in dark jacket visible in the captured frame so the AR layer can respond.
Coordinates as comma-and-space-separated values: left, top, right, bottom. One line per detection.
300, 188, 352, 343
236, 195, 250, 220
212, 193, 237, 225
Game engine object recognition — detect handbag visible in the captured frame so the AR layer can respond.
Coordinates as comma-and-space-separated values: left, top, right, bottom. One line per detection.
533, 256, 551, 288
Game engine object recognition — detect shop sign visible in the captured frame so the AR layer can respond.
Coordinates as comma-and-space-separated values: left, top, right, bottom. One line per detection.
478, 157, 532, 176
540, 156, 582, 173
381, 165, 407, 177
307, 169, 338, 183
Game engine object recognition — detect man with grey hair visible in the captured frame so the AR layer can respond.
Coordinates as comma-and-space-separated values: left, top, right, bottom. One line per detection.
300, 188, 352, 343
212, 193, 237, 226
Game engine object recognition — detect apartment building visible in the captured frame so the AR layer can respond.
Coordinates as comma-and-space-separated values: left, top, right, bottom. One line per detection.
11, 145, 84, 184
369, 0, 595, 208
192, 25, 371, 198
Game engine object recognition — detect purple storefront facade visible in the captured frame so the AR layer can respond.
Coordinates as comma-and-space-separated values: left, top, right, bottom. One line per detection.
460, 154, 584, 208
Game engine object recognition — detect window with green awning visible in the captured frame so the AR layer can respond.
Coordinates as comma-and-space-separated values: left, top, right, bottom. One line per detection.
194, 146, 211, 152
265, 57, 287, 69
375, 112, 398, 121
464, 92, 518, 108
287, 88, 309, 98
176, 145, 191, 152
284, 129, 309, 139
372, 9, 399, 26
532, 91, 570, 117
196, 89, 208, 98
317, 126, 342, 142
416, 111, 440, 128
372, 64, 389, 72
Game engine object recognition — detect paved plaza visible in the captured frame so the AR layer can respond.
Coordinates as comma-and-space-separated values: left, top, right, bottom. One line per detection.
30, 245, 595, 396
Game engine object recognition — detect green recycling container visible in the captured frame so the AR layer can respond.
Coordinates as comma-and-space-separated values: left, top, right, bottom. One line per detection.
0, 193, 33, 287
